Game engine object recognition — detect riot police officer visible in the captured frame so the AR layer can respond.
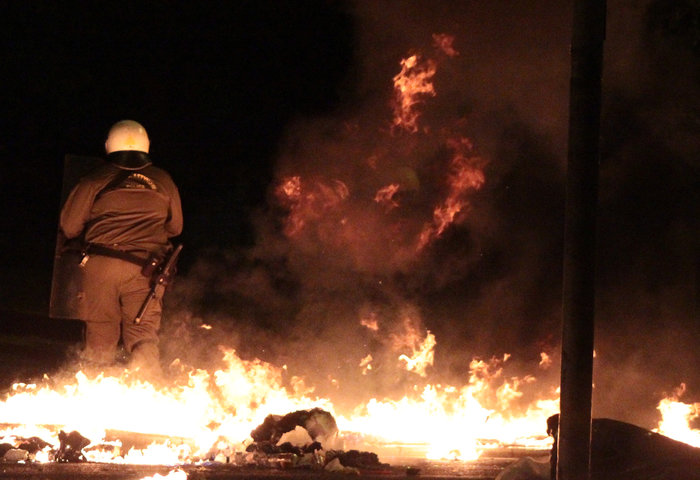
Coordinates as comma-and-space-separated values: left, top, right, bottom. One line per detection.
60, 120, 183, 379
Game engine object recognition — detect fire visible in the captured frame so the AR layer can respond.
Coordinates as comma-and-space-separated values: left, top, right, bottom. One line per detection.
392, 53, 437, 133
140, 469, 186, 480
0, 340, 560, 465
539, 352, 552, 369
272, 36, 486, 261
655, 383, 700, 447
360, 312, 379, 331
13, 327, 698, 464
0, 348, 333, 464
397, 331, 436, 378
432, 33, 459, 57
359, 354, 373, 375
417, 136, 486, 251
337, 354, 559, 461
374, 183, 400, 211
275, 176, 349, 236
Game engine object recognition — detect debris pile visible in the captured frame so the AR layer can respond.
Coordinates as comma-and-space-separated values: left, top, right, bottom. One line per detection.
55, 430, 90, 463
237, 407, 392, 473
248, 407, 338, 455
1, 430, 86, 463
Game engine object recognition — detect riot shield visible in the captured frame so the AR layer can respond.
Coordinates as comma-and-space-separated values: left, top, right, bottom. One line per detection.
49, 154, 105, 320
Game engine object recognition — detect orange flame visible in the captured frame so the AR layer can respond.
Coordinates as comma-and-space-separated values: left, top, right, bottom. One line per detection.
359, 354, 373, 376
392, 54, 437, 133
374, 183, 400, 211
139, 469, 187, 480
360, 312, 379, 331
398, 331, 436, 378
655, 383, 700, 447
417, 136, 486, 250
0, 340, 562, 464
432, 33, 459, 57
275, 176, 349, 236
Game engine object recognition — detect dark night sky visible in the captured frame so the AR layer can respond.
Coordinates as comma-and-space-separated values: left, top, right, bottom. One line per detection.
1, 0, 354, 255
0, 0, 356, 310
0, 1, 698, 427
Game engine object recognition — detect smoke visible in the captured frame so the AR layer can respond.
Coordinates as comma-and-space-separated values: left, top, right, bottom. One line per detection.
592, 0, 700, 425
160, 0, 698, 427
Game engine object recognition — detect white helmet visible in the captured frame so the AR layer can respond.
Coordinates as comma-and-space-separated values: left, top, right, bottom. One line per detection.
105, 120, 150, 154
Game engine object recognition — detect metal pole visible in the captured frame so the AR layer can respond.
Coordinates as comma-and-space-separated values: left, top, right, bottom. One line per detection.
558, 1, 606, 480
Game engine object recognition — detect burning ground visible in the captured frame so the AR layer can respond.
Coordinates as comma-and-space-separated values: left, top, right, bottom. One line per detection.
1, 0, 699, 473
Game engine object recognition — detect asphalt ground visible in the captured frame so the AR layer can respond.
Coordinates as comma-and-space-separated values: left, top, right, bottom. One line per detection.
0, 456, 530, 480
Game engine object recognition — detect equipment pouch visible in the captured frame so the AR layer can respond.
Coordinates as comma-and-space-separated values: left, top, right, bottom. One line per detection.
141, 254, 162, 279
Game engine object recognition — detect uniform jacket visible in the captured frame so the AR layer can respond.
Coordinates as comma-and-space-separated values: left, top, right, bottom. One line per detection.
60, 151, 183, 254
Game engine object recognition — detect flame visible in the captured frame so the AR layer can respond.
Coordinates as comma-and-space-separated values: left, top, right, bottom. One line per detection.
0, 348, 334, 464
392, 54, 437, 133
336, 354, 559, 461
359, 354, 373, 375
1, 340, 561, 464
539, 352, 552, 369
432, 33, 459, 57
374, 183, 400, 211
398, 331, 436, 377
360, 312, 379, 331
140, 469, 187, 480
389, 315, 436, 377
275, 176, 349, 236
418, 136, 486, 250
273, 36, 485, 257
655, 383, 700, 447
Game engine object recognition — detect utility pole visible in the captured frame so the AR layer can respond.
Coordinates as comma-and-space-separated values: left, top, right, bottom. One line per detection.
558, 1, 606, 480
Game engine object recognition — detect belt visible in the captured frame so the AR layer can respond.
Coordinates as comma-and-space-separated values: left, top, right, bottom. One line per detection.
85, 244, 149, 267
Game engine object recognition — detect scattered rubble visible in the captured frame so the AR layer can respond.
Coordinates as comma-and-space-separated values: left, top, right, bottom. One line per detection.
250, 407, 338, 448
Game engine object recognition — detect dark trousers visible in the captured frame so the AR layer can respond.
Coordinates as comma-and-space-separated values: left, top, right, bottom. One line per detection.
80, 255, 162, 375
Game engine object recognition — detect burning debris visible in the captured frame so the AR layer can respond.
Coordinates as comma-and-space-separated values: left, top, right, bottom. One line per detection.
54, 430, 90, 463
0, 406, 391, 476
242, 407, 390, 473
0, 430, 89, 464
248, 407, 338, 454
1, 341, 697, 471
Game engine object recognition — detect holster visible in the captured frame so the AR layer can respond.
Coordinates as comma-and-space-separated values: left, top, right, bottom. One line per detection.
140, 254, 163, 279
